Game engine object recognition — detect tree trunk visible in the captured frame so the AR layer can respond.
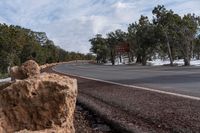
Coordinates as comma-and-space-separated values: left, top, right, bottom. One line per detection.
111, 57, 114, 65
197, 52, 200, 60
141, 56, 147, 66
128, 52, 131, 63
131, 54, 134, 62
136, 54, 142, 63
165, 33, 173, 66
110, 51, 115, 65
119, 55, 122, 63
184, 58, 190, 66
184, 43, 191, 66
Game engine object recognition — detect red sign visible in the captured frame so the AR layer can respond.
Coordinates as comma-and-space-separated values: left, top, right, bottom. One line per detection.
115, 43, 129, 54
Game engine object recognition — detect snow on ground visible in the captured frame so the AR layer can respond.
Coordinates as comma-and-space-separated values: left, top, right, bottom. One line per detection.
104, 59, 200, 66
0, 77, 11, 83
148, 59, 200, 66
147, 59, 183, 66
189, 59, 200, 66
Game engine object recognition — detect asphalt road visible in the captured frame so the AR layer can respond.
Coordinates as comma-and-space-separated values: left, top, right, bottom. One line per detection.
54, 63, 200, 97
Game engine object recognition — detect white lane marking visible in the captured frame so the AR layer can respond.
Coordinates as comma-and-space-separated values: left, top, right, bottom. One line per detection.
52, 66, 200, 101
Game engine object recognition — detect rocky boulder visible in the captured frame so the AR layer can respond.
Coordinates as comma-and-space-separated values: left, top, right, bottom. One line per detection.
9, 66, 25, 81
9, 60, 40, 81
21, 60, 40, 78
0, 73, 77, 133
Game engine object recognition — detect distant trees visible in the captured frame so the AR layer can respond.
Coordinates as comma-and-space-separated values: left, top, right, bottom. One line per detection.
135, 16, 157, 65
89, 5, 200, 66
89, 30, 128, 65
0, 23, 94, 74
152, 5, 181, 66
89, 34, 108, 63
127, 23, 138, 63
179, 14, 199, 65
107, 29, 127, 65
194, 35, 200, 59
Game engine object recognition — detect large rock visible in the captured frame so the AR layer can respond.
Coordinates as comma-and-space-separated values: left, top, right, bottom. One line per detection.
0, 73, 77, 133
0, 82, 12, 91
9, 66, 25, 81
21, 60, 40, 78
9, 60, 40, 81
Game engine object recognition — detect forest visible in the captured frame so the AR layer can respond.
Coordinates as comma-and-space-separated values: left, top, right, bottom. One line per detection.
0, 23, 94, 75
89, 5, 200, 66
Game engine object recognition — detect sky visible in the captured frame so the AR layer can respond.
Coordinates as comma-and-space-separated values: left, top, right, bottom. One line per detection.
0, 0, 199, 53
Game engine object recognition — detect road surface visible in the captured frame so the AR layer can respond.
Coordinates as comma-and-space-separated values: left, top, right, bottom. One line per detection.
54, 63, 200, 97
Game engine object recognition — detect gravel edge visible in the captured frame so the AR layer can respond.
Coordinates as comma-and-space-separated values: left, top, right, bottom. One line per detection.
78, 93, 143, 133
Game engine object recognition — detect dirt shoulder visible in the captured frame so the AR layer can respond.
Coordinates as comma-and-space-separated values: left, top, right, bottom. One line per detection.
42, 67, 114, 133
44, 66, 200, 133
74, 103, 113, 133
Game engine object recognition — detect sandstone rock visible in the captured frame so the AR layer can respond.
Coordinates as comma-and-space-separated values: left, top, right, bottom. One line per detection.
21, 60, 40, 78
0, 82, 12, 91
0, 73, 77, 133
9, 66, 25, 81
9, 60, 40, 81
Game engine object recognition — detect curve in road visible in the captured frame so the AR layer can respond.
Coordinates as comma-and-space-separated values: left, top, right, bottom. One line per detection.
54, 63, 200, 99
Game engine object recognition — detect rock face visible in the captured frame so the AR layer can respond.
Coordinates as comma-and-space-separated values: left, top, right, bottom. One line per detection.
9, 60, 40, 81
9, 66, 25, 81
0, 73, 77, 133
21, 60, 40, 78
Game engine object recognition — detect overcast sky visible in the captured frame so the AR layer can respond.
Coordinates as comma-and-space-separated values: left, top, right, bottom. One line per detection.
0, 0, 199, 53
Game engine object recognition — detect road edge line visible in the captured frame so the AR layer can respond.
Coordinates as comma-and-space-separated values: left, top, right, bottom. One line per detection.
52, 66, 200, 101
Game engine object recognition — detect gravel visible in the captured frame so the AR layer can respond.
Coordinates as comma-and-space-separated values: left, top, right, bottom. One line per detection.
45, 66, 200, 133
74, 103, 113, 133
76, 78, 200, 132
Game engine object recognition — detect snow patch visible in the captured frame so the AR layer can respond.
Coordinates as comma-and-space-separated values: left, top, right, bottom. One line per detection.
0, 77, 11, 83
148, 59, 200, 66
104, 59, 200, 66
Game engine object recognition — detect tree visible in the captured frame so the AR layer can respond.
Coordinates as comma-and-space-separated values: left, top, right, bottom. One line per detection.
89, 34, 108, 63
194, 35, 200, 59
136, 16, 157, 65
153, 5, 181, 66
107, 29, 127, 65
177, 14, 200, 65
127, 23, 138, 62
89, 5, 200, 66
0, 23, 93, 74
42, 41, 59, 63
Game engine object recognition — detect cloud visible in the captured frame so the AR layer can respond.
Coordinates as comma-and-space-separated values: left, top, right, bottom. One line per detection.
0, 0, 199, 53
113, 2, 134, 9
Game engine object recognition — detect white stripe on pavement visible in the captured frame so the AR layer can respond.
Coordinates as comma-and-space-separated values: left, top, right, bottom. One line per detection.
53, 67, 200, 101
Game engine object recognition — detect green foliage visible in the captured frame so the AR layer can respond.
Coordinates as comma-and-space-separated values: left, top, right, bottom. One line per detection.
136, 16, 157, 65
153, 5, 200, 66
0, 23, 94, 74
194, 35, 200, 59
0, 73, 9, 79
107, 30, 127, 65
89, 5, 200, 66
127, 23, 138, 62
89, 34, 108, 63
